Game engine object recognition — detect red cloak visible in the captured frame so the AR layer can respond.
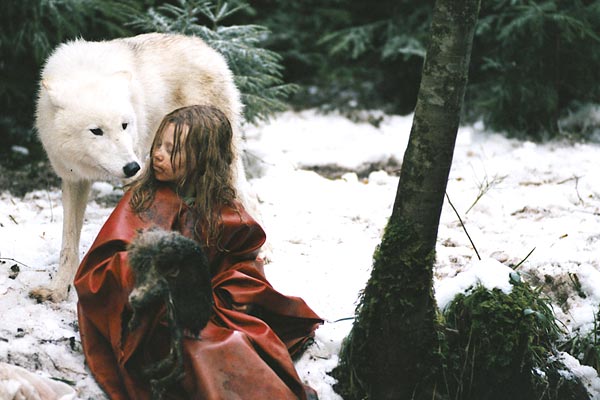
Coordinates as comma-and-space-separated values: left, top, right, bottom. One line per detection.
74, 186, 323, 399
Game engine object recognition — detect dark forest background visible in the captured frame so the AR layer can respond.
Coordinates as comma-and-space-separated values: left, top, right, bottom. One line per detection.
1, 0, 599, 167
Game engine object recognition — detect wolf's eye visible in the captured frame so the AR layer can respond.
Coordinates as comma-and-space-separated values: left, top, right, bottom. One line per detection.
122, 123, 128, 130
90, 128, 103, 136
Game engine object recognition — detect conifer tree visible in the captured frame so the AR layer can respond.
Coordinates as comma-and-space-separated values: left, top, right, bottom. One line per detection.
467, 0, 600, 139
314, 0, 434, 115
316, 0, 600, 140
0, 0, 138, 160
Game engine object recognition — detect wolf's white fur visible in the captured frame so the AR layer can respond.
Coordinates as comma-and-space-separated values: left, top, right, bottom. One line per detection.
33, 33, 245, 301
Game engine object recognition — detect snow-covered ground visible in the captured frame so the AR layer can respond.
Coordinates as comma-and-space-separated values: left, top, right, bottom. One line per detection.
1, 109, 600, 398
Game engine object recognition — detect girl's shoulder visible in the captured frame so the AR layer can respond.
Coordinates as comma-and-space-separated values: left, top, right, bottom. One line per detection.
219, 200, 261, 228
217, 200, 266, 255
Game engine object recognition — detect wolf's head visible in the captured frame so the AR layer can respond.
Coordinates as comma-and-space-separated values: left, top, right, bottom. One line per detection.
36, 70, 143, 182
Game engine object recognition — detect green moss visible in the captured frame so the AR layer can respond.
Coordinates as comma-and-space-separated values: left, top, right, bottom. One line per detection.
332, 211, 590, 399
332, 218, 441, 400
440, 280, 587, 400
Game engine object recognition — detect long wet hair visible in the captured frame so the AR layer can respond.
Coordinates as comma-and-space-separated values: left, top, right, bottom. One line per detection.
127, 105, 238, 245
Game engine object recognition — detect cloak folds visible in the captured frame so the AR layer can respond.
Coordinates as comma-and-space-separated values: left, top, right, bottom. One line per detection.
74, 186, 322, 399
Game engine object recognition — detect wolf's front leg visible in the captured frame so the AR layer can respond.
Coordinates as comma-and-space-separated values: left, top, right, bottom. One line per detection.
30, 180, 91, 302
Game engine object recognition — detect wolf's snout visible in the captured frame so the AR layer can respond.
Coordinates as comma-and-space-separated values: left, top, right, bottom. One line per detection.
123, 162, 141, 177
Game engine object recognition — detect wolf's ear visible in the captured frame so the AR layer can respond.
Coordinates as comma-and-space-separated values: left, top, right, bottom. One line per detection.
41, 79, 67, 109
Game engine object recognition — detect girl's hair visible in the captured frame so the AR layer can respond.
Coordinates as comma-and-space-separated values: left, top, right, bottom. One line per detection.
127, 105, 238, 245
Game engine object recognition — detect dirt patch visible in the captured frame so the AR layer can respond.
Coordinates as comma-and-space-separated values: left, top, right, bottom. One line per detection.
304, 157, 401, 180
0, 160, 61, 197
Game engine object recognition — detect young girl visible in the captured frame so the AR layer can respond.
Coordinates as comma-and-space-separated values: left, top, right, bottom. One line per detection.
74, 105, 322, 399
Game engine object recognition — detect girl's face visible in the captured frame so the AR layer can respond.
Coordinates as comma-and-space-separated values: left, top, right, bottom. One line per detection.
152, 123, 188, 183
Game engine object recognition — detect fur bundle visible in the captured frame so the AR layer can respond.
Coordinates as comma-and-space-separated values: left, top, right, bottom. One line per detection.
127, 228, 213, 399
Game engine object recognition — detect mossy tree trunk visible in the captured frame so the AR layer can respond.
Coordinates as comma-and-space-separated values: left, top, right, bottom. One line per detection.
332, 1, 481, 399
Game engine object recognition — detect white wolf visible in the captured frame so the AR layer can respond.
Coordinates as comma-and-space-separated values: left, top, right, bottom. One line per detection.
33, 33, 245, 302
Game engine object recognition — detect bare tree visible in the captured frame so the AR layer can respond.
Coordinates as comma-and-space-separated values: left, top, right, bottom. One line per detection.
332, 0, 481, 398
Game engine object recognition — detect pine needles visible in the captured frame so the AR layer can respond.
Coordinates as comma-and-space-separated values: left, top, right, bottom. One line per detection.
128, 0, 296, 124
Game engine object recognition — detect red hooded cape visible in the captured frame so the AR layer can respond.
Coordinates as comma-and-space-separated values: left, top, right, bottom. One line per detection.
74, 186, 322, 399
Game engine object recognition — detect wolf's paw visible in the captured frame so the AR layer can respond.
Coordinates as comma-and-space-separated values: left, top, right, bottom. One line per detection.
29, 286, 69, 303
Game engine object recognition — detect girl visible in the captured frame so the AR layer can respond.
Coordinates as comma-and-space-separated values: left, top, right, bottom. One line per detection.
74, 105, 322, 399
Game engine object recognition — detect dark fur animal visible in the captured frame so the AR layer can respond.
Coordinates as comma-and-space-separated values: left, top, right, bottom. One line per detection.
127, 228, 213, 399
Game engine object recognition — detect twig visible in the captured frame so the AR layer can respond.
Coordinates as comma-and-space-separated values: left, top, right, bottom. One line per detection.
465, 174, 506, 215
0, 257, 33, 270
445, 192, 481, 261
557, 175, 584, 205
512, 247, 535, 270
556, 175, 581, 185
574, 176, 584, 205
332, 316, 355, 323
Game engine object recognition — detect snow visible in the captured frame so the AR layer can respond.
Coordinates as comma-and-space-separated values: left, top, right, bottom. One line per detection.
560, 352, 600, 396
1, 109, 600, 398
434, 258, 515, 310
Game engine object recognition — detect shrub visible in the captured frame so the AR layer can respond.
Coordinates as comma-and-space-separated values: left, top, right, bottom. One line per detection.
441, 281, 588, 400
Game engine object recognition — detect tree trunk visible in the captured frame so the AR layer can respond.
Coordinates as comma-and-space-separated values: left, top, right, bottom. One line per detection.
332, 1, 481, 399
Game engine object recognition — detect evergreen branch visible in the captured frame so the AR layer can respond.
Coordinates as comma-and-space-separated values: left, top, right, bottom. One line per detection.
382, 35, 426, 60
216, 25, 271, 42
548, 14, 600, 42
211, 2, 249, 24
318, 21, 385, 59
126, 0, 292, 123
